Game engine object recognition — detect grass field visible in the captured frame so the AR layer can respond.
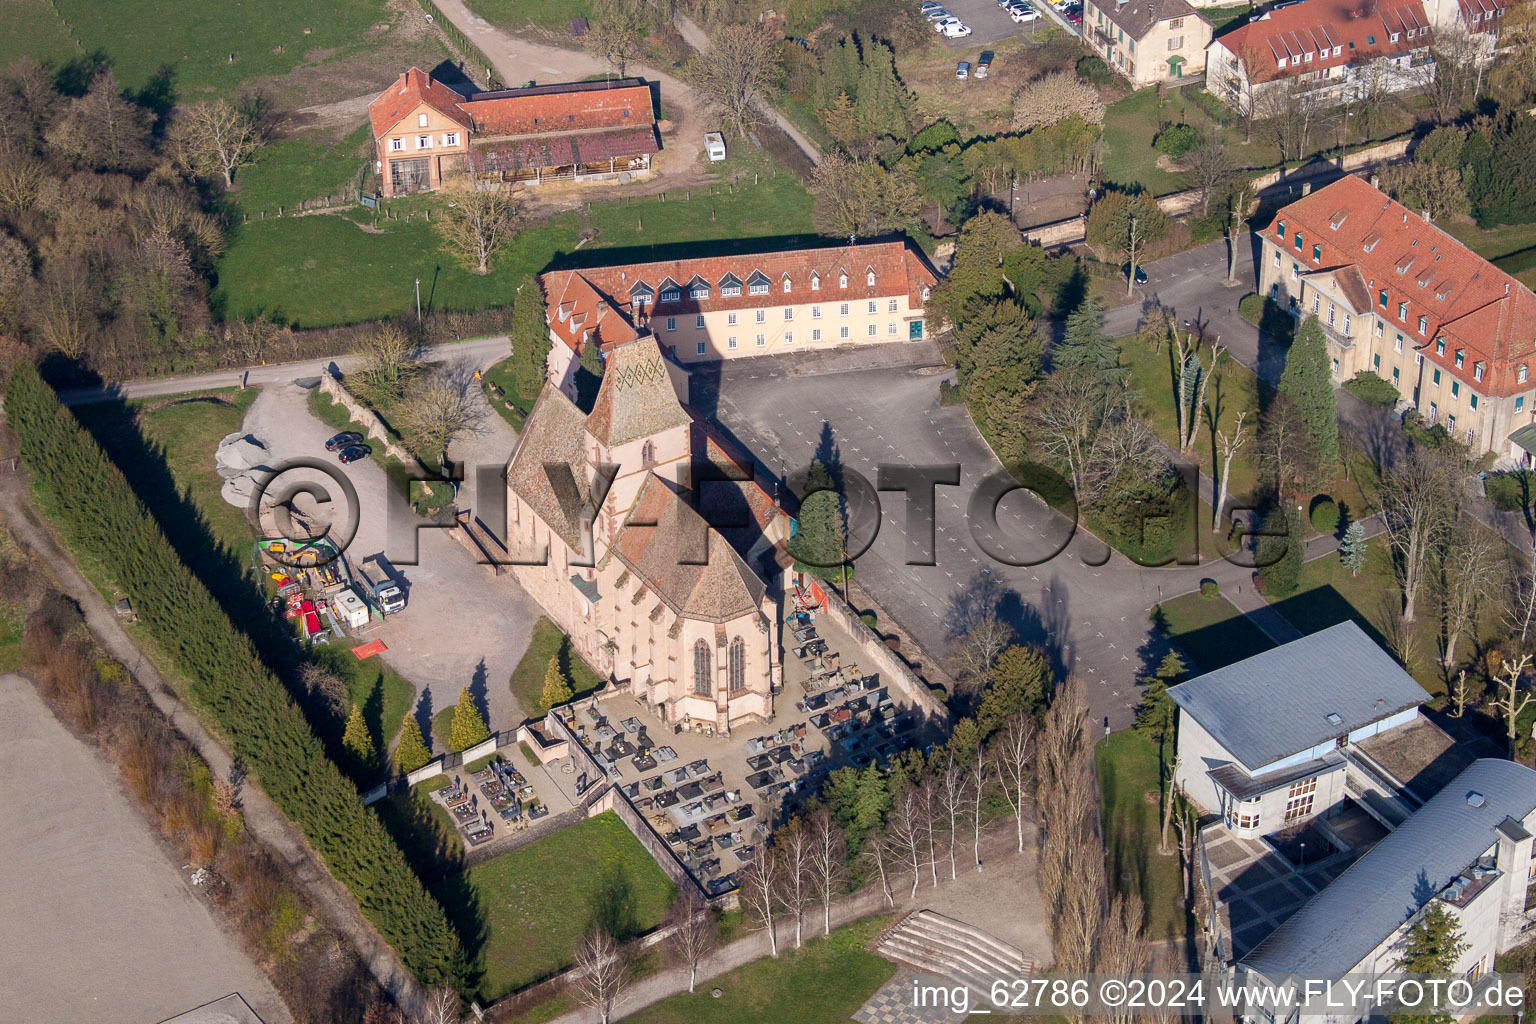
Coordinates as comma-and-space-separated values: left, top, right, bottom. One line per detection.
1122, 332, 1271, 503
312, 642, 415, 749
1096, 730, 1188, 942
215, 169, 817, 328
480, 356, 534, 430
510, 616, 605, 715
462, 0, 590, 32
620, 915, 898, 1024
72, 389, 260, 559
1154, 591, 1274, 672
10, 0, 394, 97
1101, 89, 1228, 195
460, 811, 678, 1002
231, 123, 372, 214
1264, 536, 1504, 697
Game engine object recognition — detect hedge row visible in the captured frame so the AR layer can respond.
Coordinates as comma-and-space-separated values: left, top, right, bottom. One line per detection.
3, 364, 463, 986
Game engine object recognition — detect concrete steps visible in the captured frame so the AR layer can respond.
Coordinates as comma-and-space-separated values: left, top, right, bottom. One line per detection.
876, 910, 1032, 986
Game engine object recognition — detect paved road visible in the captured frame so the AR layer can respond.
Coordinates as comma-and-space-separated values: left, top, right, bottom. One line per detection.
698, 344, 1254, 729
55, 335, 511, 406
1102, 234, 1274, 380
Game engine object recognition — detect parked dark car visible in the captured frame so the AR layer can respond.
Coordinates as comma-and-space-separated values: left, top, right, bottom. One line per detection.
337, 444, 371, 464
325, 431, 362, 451
1123, 263, 1149, 285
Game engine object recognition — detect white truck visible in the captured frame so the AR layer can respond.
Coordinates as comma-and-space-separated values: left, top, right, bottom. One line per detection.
358, 560, 406, 615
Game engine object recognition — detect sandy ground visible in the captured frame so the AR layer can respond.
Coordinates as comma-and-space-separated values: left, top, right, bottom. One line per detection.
0, 674, 290, 1024
240, 371, 539, 739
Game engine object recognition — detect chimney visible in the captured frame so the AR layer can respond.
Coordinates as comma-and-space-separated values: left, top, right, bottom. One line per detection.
1302, 181, 1312, 195
1370, 173, 1380, 189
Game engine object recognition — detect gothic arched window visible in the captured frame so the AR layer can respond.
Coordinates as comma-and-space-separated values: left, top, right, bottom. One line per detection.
693, 639, 712, 697
728, 636, 746, 693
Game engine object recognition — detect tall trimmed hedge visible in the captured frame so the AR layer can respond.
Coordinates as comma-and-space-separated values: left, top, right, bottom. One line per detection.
4, 364, 462, 986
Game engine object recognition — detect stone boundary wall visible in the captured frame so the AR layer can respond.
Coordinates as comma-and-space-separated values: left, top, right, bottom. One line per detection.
1025, 136, 1415, 249
318, 371, 421, 467
818, 586, 952, 728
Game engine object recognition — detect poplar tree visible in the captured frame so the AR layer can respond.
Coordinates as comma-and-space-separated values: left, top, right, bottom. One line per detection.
510, 275, 551, 399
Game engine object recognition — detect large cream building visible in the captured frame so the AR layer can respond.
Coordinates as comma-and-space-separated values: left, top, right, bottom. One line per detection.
1258, 175, 1536, 459
505, 335, 788, 733
535, 241, 939, 396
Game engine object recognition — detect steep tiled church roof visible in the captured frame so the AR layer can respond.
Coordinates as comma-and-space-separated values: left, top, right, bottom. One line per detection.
585, 337, 692, 448
505, 384, 592, 551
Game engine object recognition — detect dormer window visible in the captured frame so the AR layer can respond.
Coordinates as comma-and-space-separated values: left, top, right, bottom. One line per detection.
630, 281, 654, 308
1419, 315, 1429, 334
1367, 33, 1377, 44
1474, 362, 1484, 382
921, 285, 931, 302
1455, 350, 1465, 368
660, 282, 681, 303
1520, 365, 1529, 384
1294, 231, 1303, 250
1312, 244, 1321, 263
810, 273, 820, 291
839, 272, 848, 288
1278, 56, 1289, 68
747, 272, 770, 296
1390, 31, 1399, 41
1332, 44, 1341, 55
719, 274, 742, 297
1303, 51, 1313, 62
1435, 339, 1445, 355
1277, 220, 1287, 239
866, 270, 876, 285
783, 276, 792, 294
689, 277, 710, 300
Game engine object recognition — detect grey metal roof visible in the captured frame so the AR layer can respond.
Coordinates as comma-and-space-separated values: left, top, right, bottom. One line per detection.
1209, 751, 1344, 801
1167, 621, 1430, 772
1510, 423, 1536, 456
1242, 758, 1536, 981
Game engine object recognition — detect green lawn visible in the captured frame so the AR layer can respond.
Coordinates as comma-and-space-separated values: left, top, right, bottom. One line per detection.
215, 167, 816, 328
1205, 3, 1254, 33
462, 0, 590, 32
620, 915, 898, 1024
510, 616, 606, 715
1153, 591, 1274, 672
1100, 88, 1227, 194
311, 642, 415, 749
480, 355, 534, 431
231, 123, 372, 215
1263, 537, 1503, 697
1096, 730, 1187, 942
1441, 218, 1536, 263
1122, 332, 1271, 503
32, 0, 394, 98
72, 389, 259, 559
461, 811, 679, 1002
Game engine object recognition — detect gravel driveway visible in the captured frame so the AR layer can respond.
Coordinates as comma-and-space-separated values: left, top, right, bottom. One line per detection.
241, 377, 538, 739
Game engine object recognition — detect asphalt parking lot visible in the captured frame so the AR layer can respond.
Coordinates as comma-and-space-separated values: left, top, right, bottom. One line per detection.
692, 343, 1206, 730
927, 0, 1039, 47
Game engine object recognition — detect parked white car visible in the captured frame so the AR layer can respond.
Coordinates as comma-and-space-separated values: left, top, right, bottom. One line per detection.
937, 18, 972, 35
1010, 4, 1038, 20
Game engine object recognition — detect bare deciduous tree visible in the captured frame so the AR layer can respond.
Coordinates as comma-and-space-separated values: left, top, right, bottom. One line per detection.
1380, 445, 1461, 622
968, 761, 986, 872
777, 817, 814, 949
737, 843, 783, 956
1450, 670, 1473, 718
1504, 544, 1536, 648
436, 175, 520, 275
861, 831, 896, 907
1227, 183, 1250, 284
359, 324, 420, 398
170, 99, 267, 187
1038, 676, 1101, 956
1255, 78, 1336, 163
397, 363, 487, 467
1173, 332, 1224, 452
1099, 894, 1150, 1024
664, 889, 717, 993
938, 761, 966, 881
1437, 524, 1497, 668
954, 611, 1012, 694
887, 787, 926, 899
572, 927, 632, 1024
1495, 655, 1534, 757
585, 0, 648, 77
808, 807, 846, 935
689, 25, 781, 139
991, 712, 1036, 854
414, 986, 461, 1024
1213, 411, 1249, 533
919, 774, 940, 888
1184, 130, 1234, 217
1419, 26, 1485, 123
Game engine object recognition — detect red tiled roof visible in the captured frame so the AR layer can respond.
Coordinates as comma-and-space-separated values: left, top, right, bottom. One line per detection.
462, 81, 653, 136
470, 125, 659, 172
1214, 0, 1430, 84
1457, 0, 1507, 33
1267, 174, 1536, 396
539, 241, 939, 354
367, 67, 470, 140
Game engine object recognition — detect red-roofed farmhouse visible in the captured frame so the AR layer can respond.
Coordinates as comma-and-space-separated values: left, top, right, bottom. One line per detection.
1260, 174, 1536, 459
367, 68, 659, 197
